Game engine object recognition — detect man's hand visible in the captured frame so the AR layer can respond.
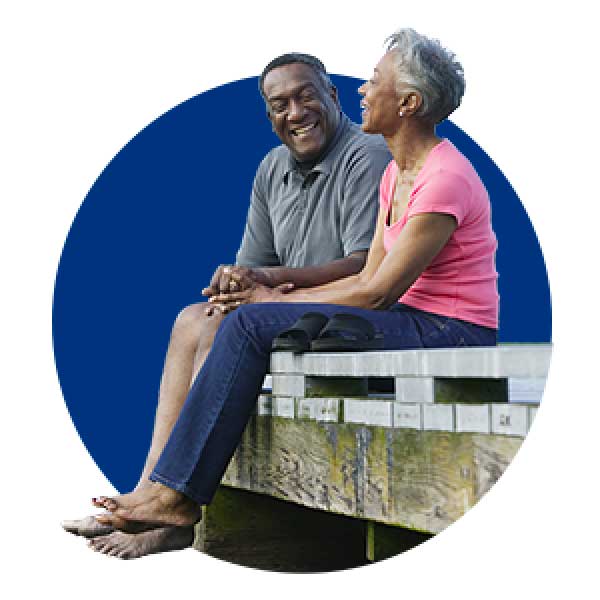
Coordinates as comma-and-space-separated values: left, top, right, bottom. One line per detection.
202, 265, 292, 315
208, 281, 295, 314
202, 265, 257, 298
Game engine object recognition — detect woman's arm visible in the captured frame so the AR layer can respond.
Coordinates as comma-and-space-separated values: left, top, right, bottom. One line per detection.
281, 212, 457, 308
210, 209, 456, 310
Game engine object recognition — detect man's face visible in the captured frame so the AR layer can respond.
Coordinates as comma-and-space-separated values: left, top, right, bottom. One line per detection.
263, 63, 340, 162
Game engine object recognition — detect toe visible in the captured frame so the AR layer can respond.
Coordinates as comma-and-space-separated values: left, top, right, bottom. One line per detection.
105, 499, 119, 511
95, 512, 139, 532
92, 496, 118, 511
88, 537, 106, 552
95, 514, 125, 530
61, 519, 80, 535
62, 515, 114, 538
95, 514, 112, 526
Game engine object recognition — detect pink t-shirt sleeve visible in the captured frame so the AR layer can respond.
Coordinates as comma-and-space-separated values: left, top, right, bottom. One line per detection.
408, 169, 472, 226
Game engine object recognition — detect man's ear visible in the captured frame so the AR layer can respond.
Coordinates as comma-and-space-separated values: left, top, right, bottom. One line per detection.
265, 106, 275, 127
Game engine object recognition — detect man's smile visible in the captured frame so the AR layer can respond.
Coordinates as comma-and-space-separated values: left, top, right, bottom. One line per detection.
291, 121, 319, 137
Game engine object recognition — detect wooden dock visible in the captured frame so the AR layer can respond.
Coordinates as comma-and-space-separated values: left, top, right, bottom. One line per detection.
194, 344, 551, 571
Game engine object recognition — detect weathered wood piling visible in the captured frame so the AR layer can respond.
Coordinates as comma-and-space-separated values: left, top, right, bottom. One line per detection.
195, 344, 551, 571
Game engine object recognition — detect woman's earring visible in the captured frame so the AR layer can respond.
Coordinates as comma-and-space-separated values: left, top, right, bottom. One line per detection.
399, 111, 404, 117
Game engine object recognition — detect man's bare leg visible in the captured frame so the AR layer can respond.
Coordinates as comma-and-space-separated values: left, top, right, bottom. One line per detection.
64, 303, 222, 555
137, 303, 222, 484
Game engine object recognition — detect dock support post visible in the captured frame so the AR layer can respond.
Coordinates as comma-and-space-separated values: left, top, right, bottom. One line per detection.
195, 486, 370, 572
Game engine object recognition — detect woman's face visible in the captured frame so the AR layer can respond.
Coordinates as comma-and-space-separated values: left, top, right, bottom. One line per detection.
358, 51, 403, 136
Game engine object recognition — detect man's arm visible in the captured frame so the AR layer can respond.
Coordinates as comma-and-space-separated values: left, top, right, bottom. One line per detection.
207, 135, 389, 299
207, 205, 387, 312
250, 136, 390, 290
251, 251, 367, 288
235, 159, 280, 269
226, 139, 389, 292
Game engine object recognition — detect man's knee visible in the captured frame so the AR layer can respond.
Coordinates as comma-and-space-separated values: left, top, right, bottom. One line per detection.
172, 303, 224, 345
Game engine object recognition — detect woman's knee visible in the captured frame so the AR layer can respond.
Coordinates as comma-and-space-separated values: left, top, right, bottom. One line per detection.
219, 303, 269, 331
217, 303, 290, 348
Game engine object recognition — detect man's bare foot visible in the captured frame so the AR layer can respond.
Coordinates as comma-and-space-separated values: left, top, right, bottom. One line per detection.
61, 515, 114, 538
91, 482, 202, 531
87, 526, 195, 559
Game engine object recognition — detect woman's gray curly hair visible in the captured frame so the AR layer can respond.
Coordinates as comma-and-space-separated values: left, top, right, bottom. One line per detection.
386, 28, 465, 124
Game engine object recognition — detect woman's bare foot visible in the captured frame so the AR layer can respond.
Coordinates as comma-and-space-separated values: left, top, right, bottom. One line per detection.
92, 482, 202, 531
61, 480, 156, 538
61, 515, 114, 538
87, 526, 195, 559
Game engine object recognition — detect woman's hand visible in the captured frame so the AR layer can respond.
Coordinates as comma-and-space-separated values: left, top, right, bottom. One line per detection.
208, 281, 295, 314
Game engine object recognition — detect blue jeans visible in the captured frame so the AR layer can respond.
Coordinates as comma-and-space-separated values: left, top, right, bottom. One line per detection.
149, 303, 496, 505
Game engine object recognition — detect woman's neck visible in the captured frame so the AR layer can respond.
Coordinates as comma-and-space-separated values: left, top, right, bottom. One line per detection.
385, 122, 442, 175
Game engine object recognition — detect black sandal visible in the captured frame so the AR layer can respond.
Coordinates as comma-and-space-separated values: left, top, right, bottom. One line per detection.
310, 313, 384, 352
271, 312, 329, 353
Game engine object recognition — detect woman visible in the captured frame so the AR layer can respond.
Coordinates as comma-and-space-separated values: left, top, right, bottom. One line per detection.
90, 28, 499, 532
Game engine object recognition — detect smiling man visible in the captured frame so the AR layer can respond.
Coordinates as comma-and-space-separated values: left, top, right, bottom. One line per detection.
263, 60, 340, 162
233, 54, 391, 278
63, 53, 391, 559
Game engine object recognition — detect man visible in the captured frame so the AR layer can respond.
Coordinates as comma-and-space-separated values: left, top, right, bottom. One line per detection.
62, 53, 391, 559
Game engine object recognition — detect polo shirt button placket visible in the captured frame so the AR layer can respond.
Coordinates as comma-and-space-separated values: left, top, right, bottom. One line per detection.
298, 186, 307, 214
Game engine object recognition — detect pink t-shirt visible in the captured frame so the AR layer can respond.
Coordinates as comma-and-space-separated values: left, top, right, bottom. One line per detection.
380, 139, 499, 329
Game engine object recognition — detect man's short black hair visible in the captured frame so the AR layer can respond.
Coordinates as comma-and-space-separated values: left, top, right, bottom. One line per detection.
258, 53, 332, 100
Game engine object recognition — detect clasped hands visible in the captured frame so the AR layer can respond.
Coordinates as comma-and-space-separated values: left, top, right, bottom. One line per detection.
202, 265, 294, 315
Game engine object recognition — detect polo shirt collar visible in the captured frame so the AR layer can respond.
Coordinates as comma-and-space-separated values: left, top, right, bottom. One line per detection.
282, 112, 349, 181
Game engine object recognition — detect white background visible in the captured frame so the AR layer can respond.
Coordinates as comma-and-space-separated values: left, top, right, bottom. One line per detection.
1, 1, 597, 597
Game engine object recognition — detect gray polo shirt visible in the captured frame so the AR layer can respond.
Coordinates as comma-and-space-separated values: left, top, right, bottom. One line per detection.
236, 113, 391, 268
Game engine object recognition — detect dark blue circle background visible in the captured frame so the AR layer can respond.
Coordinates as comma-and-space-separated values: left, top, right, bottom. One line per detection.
53, 75, 552, 492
